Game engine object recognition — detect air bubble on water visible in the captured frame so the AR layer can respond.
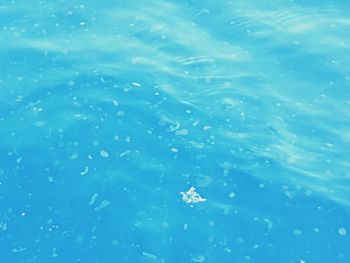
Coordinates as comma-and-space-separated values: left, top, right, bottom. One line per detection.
229, 192, 235, 198
338, 227, 347, 236
100, 150, 109, 158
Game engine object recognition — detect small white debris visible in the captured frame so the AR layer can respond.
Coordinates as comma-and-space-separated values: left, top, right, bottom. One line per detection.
0, 222, 7, 230
180, 187, 206, 204
264, 218, 273, 231
112, 100, 119, 107
65, 10, 74, 16
170, 147, 179, 153
229, 192, 235, 199
120, 150, 131, 157
11, 247, 26, 253
80, 166, 89, 176
142, 251, 157, 259
51, 248, 58, 257
94, 200, 111, 212
89, 193, 98, 206
191, 254, 206, 262
175, 129, 188, 136
338, 227, 347, 236
184, 224, 188, 230
34, 121, 46, 127
132, 82, 141, 87
100, 150, 109, 158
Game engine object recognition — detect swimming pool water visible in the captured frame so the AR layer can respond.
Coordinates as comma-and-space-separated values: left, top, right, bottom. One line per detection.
0, 0, 349, 262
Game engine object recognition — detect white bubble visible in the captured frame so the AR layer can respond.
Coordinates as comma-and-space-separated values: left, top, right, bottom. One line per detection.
338, 227, 347, 236
229, 192, 236, 198
100, 150, 109, 158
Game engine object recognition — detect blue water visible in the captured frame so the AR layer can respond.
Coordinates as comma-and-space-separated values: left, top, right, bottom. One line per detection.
1, 0, 350, 262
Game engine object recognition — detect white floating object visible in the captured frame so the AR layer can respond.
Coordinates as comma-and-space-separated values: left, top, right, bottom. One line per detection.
180, 187, 206, 204
132, 82, 141, 87
142, 251, 157, 259
94, 200, 111, 212
191, 254, 206, 262
80, 166, 89, 175
338, 227, 347, 236
100, 150, 109, 158
89, 193, 98, 206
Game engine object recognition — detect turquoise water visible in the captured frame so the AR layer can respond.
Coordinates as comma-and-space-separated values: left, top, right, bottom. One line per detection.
1, 0, 350, 262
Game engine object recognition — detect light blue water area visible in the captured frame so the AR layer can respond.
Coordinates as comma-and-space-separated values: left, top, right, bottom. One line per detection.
0, 0, 350, 262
